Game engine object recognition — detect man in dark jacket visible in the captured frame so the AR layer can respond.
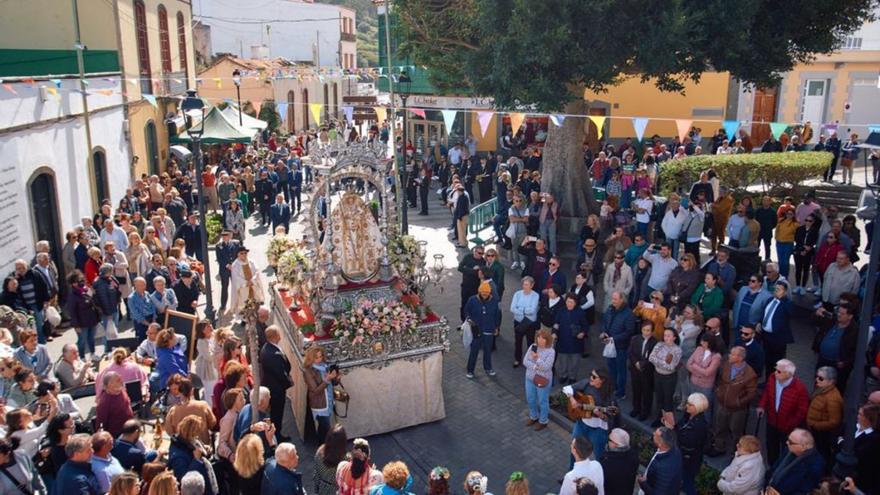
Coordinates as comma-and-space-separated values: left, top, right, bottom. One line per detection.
55, 433, 101, 495
627, 323, 657, 421
766, 429, 824, 495
260, 325, 293, 438
290, 164, 303, 214
600, 428, 640, 495
174, 213, 203, 261
13, 258, 51, 343
708, 346, 758, 456
173, 269, 200, 315
144, 254, 169, 293
111, 419, 157, 473
638, 427, 682, 495
457, 246, 486, 323
92, 263, 121, 328
824, 132, 842, 181
464, 281, 501, 378
602, 291, 635, 400
270, 194, 291, 235
254, 171, 275, 226
755, 196, 778, 260
215, 230, 240, 312
734, 324, 765, 378
812, 301, 859, 394
759, 282, 793, 379
163, 192, 187, 227
262, 443, 305, 495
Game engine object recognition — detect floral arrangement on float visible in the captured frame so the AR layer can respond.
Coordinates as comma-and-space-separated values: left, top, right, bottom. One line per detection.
332, 297, 420, 344
275, 247, 314, 300
266, 236, 300, 268
387, 235, 426, 285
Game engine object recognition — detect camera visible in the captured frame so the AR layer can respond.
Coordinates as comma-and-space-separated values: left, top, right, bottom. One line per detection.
328, 363, 340, 374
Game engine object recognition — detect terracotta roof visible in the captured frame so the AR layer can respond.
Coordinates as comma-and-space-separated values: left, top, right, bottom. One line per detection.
206, 55, 302, 72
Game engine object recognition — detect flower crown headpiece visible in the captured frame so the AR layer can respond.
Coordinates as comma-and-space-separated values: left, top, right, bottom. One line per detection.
430, 467, 450, 481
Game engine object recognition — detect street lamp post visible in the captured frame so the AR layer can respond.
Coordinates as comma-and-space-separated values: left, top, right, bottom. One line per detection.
182, 89, 216, 323
397, 70, 412, 234
232, 69, 243, 126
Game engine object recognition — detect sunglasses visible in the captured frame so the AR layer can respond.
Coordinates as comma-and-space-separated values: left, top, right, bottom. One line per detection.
816, 375, 827, 381
486, 254, 496, 258
590, 374, 599, 379
749, 279, 760, 283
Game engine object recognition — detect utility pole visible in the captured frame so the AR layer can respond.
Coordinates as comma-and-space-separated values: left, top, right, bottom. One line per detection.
316, 31, 321, 67
72, 0, 96, 207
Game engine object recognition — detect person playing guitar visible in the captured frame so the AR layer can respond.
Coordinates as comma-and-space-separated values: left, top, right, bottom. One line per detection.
562, 367, 617, 463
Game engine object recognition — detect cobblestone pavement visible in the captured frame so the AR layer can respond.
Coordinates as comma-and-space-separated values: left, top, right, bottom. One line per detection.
46, 163, 873, 493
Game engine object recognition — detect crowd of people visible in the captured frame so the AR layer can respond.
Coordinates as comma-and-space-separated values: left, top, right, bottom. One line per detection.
0, 117, 879, 495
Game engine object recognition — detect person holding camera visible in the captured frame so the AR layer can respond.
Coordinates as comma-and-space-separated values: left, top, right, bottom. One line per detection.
303, 346, 338, 443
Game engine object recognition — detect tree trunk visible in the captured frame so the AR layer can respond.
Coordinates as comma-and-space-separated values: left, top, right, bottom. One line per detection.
541, 99, 596, 218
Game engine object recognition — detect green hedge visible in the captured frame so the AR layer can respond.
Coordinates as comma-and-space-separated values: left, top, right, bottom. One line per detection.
659, 152, 832, 195
206, 213, 223, 245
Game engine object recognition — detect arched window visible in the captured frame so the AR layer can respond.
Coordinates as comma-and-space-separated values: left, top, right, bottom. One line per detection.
158, 6, 172, 73
177, 12, 189, 78
287, 90, 296, 133
134, 1, 151, 92
302, 89, 309, 130
29, 172, 62, 278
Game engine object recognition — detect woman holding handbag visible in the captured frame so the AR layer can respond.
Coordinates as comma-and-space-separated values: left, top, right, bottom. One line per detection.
64, 270, 100, 361
523, 328, 555, 431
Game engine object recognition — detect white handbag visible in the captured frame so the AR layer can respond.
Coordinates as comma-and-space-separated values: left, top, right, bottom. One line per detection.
461, 321, 473, 348
602, 338, 617, 358
45, 305, 62, 327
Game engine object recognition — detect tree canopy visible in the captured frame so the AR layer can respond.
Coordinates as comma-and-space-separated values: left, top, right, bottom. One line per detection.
396, 0, 877, 110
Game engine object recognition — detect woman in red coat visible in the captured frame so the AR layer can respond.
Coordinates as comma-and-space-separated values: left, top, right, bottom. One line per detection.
83, 246, 103, 286
814, 233, 844, 280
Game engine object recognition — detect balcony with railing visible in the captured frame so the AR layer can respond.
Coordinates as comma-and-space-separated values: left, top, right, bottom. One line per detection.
341, 32, 357, 43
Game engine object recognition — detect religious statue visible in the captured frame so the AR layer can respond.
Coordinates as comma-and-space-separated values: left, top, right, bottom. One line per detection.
326, 190, 383, 281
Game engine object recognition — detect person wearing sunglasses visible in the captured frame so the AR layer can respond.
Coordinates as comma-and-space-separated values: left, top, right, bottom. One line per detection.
731, 274, 772, 332
806, 366, 843, 463
603, 251, 634, 310
765, 429, 824, 495
539, 256, 567, 298
756, 359, 809, 466
814, 230, 844, 289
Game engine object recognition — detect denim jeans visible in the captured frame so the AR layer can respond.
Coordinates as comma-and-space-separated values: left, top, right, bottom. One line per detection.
525, 378, 551, 424
668, 239, 680, 260
467, 334, 495, 373
606, 353, 628, 398
77, 325, 97, 357
539, 221, 557, 254
637, 222, 649, 237
776, 241, 794, 278
571, 420, 608, 467
27, 304, 46, 344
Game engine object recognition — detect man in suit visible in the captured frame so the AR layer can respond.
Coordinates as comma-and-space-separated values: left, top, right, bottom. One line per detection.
290, 164, 303, 214
638, 427, 682, 495
260, 325, 293, 439
758, 282, 793, 379
627, 322, 657, 421
215, 230, 240, 313
255, 170, 275, 226
270, 194, 291, 235
262, 443, 305, 495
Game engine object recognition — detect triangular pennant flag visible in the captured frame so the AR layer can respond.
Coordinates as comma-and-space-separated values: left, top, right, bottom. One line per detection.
213, 77, 222, 88
632, 117, 649, 142
549, 114, 566, 127
409, 108, 426, 119
127, 78, 138, 85
769, 122, 788, 140
722, 120, 740, 141
23, 77, 35, 87
50, 79, 62, 88
277, 103, 288, 121
45, 86, 58, 96
675, 119, 692, 141
253, 101, 262, 116
342, 106, 354, 122
2, 83, 17, 95
309, 103, 323, 125
143, 94, 157, 108
509, 112, 526, 134
441, 110, 458, 131
868, 125, 880, 134
477, 111, 494, 137
373, 106, 387, 122
589, 116, 607, 140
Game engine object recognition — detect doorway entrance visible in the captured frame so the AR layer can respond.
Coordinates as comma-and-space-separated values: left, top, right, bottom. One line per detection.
145, 121, 160, 175
800, 80, 828, 136
29, 172, 63, 279
751, 86, 778, 145
93, 149, 109, 207
408, 120, 445, 160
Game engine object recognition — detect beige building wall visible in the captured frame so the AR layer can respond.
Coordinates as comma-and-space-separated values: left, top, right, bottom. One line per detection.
275, 76, 352, 133
197, 59, 274, 105
0, 0, 116, 52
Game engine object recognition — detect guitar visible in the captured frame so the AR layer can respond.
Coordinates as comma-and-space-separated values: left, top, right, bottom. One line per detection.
567, 391, 620, 421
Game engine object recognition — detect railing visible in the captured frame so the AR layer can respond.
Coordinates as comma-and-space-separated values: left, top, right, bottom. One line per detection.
341, 32, 357, 42
467, 197, 496, 246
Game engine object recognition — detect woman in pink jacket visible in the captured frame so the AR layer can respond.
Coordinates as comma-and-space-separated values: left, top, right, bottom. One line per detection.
687, 333, 722, 420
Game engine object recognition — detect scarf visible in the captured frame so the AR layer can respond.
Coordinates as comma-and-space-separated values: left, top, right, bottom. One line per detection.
613, 264, 622, 284
312, 363, 333, 415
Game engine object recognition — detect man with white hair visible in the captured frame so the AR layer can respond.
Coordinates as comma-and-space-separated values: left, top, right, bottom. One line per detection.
54, 343, 96, 389
181, 471, 206, 495
757, 359, 809, 465
233, 386, 276, 446
263, 442, 304, 495
598, 428, 639, 495
14, 258, 51, 343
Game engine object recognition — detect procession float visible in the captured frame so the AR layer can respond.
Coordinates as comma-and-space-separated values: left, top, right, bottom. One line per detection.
269, 140, 450, 438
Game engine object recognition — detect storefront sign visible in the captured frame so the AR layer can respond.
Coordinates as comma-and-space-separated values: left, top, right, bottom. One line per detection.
397, 94, 495, 110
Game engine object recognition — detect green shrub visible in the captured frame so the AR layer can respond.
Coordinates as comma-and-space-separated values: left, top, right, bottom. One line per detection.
206, 212, 223, 244
659, 152, 832, 195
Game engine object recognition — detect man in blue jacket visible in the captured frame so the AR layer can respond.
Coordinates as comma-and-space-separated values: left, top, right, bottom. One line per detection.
262, 443, 305, 495
290, 164, 303, 214
602, 291, 635, 400
111, 419, 158, 473
215, 230, 240, 313
731, 275, 772, 330
55, 434, 100, 495
766, 428, 824, 495
638, 427, 682, 495
465, 281, 501, 379
270, 194, 291, 235
758, 282, 793, 379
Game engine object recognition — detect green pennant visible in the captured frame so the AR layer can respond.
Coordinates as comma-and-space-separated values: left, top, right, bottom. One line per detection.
769, 122, 789, 140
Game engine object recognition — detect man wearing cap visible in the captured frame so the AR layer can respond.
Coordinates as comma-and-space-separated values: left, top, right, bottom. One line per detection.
173, 267, 201, 315
230, 247, 265, 315
174, 212, 204, 261
216, 230, 240, 313
464, 280, 501, 378
271, 193, 291, 236
599, 428, 639, 495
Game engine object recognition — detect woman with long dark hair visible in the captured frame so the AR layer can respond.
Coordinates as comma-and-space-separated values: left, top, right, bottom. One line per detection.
564, 367, 614, 462
336, 438, 383, 495
314, 424, 348, 495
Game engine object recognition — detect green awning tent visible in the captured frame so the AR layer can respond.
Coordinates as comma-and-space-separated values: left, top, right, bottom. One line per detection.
221, 105, 268, 132
171, 106, 256, 144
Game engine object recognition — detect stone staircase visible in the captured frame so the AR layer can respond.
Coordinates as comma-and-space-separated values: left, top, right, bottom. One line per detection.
810, 183, 862, 214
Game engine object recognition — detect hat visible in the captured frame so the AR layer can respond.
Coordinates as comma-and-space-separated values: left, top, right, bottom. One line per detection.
99, 263, 114, 276
609, 428, 630, 448
478, 280, 492, 296
221, 229, 233, 236
237, 246, 250, 254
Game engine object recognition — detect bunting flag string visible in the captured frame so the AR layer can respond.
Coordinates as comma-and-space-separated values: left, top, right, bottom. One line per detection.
342, 106, 354, 122
409, 108, 426, 119
309, 103, 323, 126
440, 109, 458, 131
373, 106, 387, 123
722, 120, 740, 141
675, 119, 693, 141
769, 122, 789, 140
631, 117, 649, 142
509, 112, 526, 134
477, 111, 494, 137
589, 116, 607, 140
549, 114, 565, 127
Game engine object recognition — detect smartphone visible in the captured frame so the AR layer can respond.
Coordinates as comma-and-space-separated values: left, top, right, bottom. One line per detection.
643, 302, 655, 309
529, 344, 537, 353
526, 236, 538, 243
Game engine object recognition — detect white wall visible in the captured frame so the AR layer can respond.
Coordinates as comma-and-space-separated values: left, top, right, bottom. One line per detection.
848, 5, 880, 50
0, 77, 130, 274
194, 0, 352, 67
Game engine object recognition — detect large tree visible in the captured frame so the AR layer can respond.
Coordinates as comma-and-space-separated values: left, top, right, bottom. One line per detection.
395, 0, 876, 217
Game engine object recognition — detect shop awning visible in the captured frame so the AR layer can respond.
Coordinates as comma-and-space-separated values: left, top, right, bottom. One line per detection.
171, 106, 256, 144
221, 105, 268, 132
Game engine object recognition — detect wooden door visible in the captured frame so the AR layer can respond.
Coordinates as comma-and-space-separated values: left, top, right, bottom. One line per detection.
751, 86, 778, 145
